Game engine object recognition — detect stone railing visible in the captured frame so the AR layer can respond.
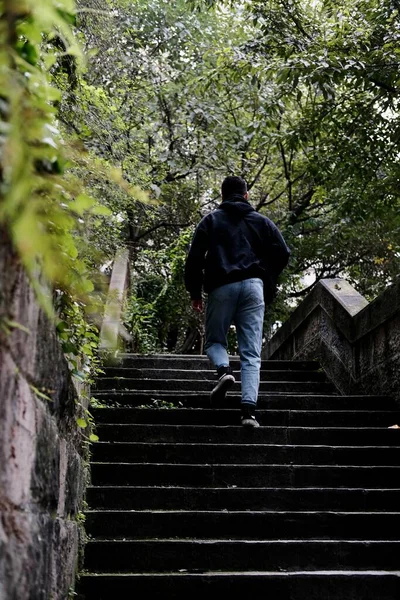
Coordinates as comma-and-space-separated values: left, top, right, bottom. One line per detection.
262, 277, 400, 404
99, 247, 132, 353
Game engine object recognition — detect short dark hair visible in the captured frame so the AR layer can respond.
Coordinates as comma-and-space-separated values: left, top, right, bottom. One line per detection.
221, 175, 247, 199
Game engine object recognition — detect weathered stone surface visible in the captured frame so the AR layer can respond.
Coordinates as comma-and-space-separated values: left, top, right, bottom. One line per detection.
50, 518, 80, 600
320, 279, 369, 316
0, 232, 88, 599
0, 511, 79, 600
28, 394, 64, 512
263, 276, 400, 404
0, 352, 36, 508
65, 447, 86, 517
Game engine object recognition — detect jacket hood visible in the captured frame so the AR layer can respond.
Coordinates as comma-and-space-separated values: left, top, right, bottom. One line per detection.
219, 195, 255, 219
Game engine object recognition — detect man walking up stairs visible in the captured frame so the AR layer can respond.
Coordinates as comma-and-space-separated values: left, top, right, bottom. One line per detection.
184, 175, 291, 428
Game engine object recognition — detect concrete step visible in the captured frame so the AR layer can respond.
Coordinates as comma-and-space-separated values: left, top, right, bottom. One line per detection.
90, 393, 396, 410
85, 510, 400, 540
90, 442, 400, 466
110, 355, 321, 371
77, 571, 400, 599
83, 539, 400, 572
86, 486, 400, 511
99, 368, 328, 382
94, 424, 400, 445
80, 355, 399, 600
90, 463, 400, 488
91, 408, 400, 427
92, 379, 336, 394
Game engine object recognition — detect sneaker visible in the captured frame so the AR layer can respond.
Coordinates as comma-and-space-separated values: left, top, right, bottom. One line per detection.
210, 365, 235, 406
241, 405, 260, 428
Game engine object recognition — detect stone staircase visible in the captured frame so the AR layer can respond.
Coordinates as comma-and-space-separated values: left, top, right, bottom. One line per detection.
77, 354, 400, 599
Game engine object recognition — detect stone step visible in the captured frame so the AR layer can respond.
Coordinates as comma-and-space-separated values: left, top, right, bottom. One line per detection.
90, 393, 396, 410
85, 510, 400, 540
91, 408, 400, 427
80, 354, 399, 600
94, 424, 400, 445
83, 539, 400, 572
77, 571, 400, 600
92, 379, 336, 394
111, 355, 321, 371
90, 442, 400, 466
99, 368, 328, 382
90, 463, 400, 488
86, 486, 400, 511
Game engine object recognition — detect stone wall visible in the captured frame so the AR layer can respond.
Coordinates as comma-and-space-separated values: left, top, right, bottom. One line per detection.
0, 232, 87, 599
263, 277, 400, 404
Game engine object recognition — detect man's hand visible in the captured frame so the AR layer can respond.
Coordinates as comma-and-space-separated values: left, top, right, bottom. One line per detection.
191, 298, 203, 313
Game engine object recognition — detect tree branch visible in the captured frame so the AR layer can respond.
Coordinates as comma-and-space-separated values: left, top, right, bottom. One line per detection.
135, 221, 190, 241
280, 0, 312, 40
279, 141, 293, 210
369, 77, 399, 95
255, 188, 286, 212
247, 153, 270, 191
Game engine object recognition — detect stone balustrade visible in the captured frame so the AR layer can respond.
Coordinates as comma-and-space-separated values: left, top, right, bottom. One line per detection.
263, 277, 400, 404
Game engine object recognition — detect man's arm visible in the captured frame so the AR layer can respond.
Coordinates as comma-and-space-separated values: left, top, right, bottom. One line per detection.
184, 220, 208, 307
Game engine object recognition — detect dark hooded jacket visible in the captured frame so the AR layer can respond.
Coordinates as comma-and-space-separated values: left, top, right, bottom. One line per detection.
184, 194, 291, 303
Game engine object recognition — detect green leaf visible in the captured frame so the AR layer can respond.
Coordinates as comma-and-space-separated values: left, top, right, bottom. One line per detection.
76, 418, 88, 429
30, 384, 52, 402
17, 41, 39, 66
4, 319, 30, 334
45, 86, 62, 102
63, 341, 80, 355
72, 370, 86, 382
90, 205, 112, 217
44, 53, 57, 70
89, 434, 99, 442
56, 8, 77, 26
69, 194, 95, 216
56, 320, 69, 333
80, 278, 95, 293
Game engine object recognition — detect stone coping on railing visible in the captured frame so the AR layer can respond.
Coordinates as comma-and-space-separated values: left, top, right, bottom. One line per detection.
99, 247, 132, 352
263, 277, 400, 403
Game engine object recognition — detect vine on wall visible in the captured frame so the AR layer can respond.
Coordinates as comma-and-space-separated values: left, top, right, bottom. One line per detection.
0, 1, 112, 436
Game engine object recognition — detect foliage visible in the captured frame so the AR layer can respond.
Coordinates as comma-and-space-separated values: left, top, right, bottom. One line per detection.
0, 0, 149, 376
55, 292, 102, 384
70, 0, 397, 352
124, 294, 159, 352
3, 0, 400, 361
0, 2, 94, 422
245, 0, 400, 299
0, 0, 100, 311
136, 398, 182, 409
124, 227, 199, 352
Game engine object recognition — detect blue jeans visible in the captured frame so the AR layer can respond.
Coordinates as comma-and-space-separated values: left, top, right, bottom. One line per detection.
204, 278, 265, 407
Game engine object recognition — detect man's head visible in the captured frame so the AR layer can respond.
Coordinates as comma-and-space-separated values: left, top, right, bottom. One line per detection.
221, 175, 248, 200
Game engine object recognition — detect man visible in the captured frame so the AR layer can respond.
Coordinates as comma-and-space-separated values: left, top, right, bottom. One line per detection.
184, 175, 290, 427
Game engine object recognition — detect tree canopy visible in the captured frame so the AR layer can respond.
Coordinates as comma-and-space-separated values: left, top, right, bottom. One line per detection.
1, 0, 400, 355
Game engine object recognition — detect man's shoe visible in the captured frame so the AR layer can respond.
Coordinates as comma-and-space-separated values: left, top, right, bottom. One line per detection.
210, 366, 235, 406
241, 404, 260, 428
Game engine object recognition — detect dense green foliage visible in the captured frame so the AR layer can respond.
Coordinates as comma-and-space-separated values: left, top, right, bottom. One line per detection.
2, 0, 400, 356
0, 0, 143, 364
